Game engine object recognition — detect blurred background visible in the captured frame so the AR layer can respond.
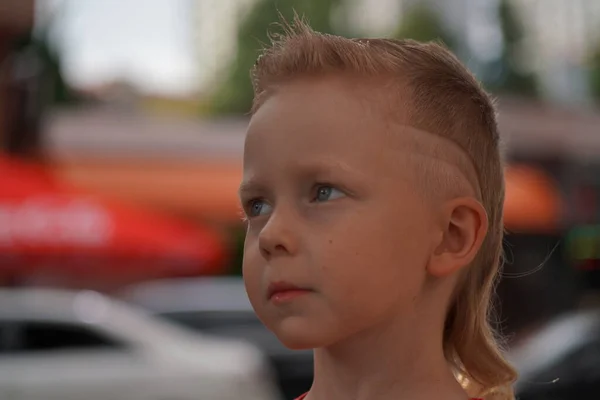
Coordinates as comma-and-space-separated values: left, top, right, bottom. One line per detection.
1, 0, 600, 399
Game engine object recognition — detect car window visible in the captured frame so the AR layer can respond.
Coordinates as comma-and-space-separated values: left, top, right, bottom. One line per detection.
0, 323, 7, 354
19, 321, 124, 353
159, 310, 262, 331
0, 322, 18, 354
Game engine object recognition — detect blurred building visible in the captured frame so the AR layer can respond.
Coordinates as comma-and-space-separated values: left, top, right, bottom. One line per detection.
39, 96, 600, 230
0, 0, 35, 153
0, 0, 34, 50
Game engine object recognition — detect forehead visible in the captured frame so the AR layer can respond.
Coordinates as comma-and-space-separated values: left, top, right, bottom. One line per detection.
242, 77, 480, 200
244, 77, 410, 169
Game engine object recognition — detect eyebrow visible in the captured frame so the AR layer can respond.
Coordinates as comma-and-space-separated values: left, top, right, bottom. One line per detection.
238, 178, 266, 198
238, 157, 366, 197
293, 157, 367, 179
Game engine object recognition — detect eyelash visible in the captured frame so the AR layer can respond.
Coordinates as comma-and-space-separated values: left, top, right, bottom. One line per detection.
244, 183, 340, 212
246, 197, 264, 209
238, 208, 249, 223
241, 197, 265, 218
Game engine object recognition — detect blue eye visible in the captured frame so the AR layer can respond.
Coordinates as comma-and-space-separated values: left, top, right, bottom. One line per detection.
247, 199, 272, 217
314, 185, 345, 202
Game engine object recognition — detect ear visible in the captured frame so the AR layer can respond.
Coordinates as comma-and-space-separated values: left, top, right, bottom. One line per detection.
428, 197, 488, 278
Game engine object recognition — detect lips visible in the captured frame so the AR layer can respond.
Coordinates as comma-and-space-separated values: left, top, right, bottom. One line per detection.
267, 281, 312, 301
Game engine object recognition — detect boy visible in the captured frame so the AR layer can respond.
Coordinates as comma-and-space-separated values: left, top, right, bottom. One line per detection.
239, 17, 516, 400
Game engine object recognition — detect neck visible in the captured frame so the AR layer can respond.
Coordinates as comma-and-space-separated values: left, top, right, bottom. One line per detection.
307, 309, 469, 400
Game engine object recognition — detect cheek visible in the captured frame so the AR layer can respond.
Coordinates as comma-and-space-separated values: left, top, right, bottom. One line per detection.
317, 207, 430, 315
242, 240, 265, 313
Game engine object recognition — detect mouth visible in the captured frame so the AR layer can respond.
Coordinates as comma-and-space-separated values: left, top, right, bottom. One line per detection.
267, 281, 313, 303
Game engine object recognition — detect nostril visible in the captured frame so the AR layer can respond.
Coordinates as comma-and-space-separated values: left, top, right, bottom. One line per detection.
260, 246, 271, 258
260, 243, 287, 259
274, 244, 286, 252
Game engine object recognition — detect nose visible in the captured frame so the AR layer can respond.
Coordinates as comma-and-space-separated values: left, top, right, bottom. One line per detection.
258, 208, 299, 259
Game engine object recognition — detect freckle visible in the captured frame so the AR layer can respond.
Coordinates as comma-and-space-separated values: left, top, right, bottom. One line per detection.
329, 239, 333, 245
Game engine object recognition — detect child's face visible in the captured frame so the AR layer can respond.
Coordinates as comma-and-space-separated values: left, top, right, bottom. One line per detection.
240, 77, 440, 349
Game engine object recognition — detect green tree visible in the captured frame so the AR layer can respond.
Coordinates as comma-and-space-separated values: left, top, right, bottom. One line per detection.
14, 30, 80, 106
590, 44, 600, 101
209, 0, 342, 115
486, 0, 538, 96
393, 4, 456, 50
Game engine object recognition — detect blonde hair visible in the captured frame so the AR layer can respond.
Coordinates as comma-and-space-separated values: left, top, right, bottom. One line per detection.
250, 16, 517, 400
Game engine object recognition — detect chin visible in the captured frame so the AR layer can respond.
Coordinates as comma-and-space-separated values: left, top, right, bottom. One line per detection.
268, 316, 339, 350
278, 335, 319, 350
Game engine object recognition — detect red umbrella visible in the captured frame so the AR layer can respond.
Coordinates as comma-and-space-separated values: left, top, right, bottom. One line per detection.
0, 155, 227, 287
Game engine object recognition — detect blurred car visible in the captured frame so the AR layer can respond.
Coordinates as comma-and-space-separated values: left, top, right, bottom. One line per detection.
509, 309, 600, 400
0, 288, 281, 400
120, 277, 314, 399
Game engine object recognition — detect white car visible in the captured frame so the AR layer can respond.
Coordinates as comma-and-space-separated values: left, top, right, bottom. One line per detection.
0, 288, 282, 400
120, 277, 314, 399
